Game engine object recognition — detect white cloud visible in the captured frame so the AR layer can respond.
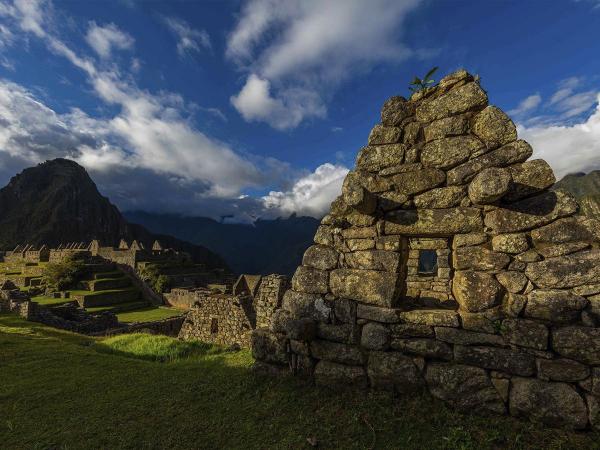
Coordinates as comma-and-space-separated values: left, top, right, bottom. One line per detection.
262, 163, 349, 217
227, 0, 421, 129
519, 93, 600, 178
85, 22, 134, 59
230, 74, 325, 130
163, 16, 211, 57
508, 94, 542, 116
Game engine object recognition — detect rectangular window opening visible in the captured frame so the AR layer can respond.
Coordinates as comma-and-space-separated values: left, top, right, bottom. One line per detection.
418, 249, 438, 275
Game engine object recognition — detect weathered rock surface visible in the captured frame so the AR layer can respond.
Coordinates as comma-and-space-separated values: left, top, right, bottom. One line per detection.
423, 115, 469, 142
356, 144, 406, 172
425, 363, 505, 413
501, 318, 548, 350
472, 106, 517, 149
398, 309, 460, 327
292, 266, 329, 294
251, 329, 288, 365
421, 136, 484, 170
390, 338, 453, 360
454, 345, 535, 376
390, 168, 446, 196
384, 207, 483, 235
505, 159, 556, 201
525, 250, 600, 289
330, 269, 400, 307
360, 322, 390, 350
311, 340, 364, 365
537, 358, 590, 382
452, 271, 503, 312
368, 124, 401, 145
552, 326, 600, 365
447, 140, 533, 185
525, 290, 587, 323
413, 186, 466, 208
435, 327, 505, 346
491, 233, 529, 254
468, 167, 512, 204
314, 360, 368, 388
344, 250, 401, 272
484, 190, 578, 233
368, 351, 423, 392
282, 290, 330, 322
453, 246, 510, 271
303, 245, 339, 270
416, 82, 488, 122
509, 378, 588, 429
496, 271, 528, 293
381, 96, 414, 126
342, 172, 377, 214
531, 217, 600, 244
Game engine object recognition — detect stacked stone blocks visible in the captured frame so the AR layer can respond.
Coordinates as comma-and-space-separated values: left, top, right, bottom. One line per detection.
251, 70, 600, 430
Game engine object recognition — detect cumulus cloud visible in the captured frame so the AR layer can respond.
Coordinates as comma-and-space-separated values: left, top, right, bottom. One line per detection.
227, 0, 421, 129
519, 93, 600, 178
163, 16, 211, 57
85, 22, 134, 59
262, 163, 349, 217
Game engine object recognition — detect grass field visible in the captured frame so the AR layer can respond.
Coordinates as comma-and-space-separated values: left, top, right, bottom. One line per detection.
1, 313, 599, 449
116, 306, 184, 323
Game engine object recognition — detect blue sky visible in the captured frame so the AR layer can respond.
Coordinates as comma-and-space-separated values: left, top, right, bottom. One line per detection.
0, 0, 599, 222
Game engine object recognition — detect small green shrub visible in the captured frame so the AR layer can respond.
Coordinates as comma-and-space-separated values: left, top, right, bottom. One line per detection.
154, 274, 170, 294
42, 257, 86, 290
409, 66, 439, 93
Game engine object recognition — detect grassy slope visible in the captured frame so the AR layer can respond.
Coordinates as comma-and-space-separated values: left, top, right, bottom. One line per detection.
116, 306, 184, 323
2, 315, 599, 449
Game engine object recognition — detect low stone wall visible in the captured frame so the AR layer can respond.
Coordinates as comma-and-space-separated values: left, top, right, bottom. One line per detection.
255, 275, 289, 329
179, 293, 255, 347
252, 70, 600, 430
96, 315, 186, 337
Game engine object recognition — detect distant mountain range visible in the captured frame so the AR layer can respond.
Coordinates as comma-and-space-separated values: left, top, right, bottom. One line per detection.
553, 170, 600, 219
0, 159, 228, 270
124, 211, 320, 275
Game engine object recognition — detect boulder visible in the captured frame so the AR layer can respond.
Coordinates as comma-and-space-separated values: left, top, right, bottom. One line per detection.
484, 190, 578, 233
285, 318, 317, 341
531, 217, 600, 245
356, 303, 402, 323
425, 363, 505, 413
416, 82, 488, 122
537, 242, 590, 259
588, 395, 600, 431
251, 329, 288, 365
381, 96, 414, 126
317, 323, 358, 344
329, 269, 400, 307
302, 245, 339, 271
537, 359, 590, 382
281, 290, 331, 322
413, 186, 466, 209
314, 360, 368, 389
356, 144, 406, 172
398, 309, 460, 327
344, 250, 402, 272
552, 326, 600, 365
368, 351, 424, 392
423, 114, 470, 142
421, 136, 484, 170
291, 266, 329, 294
389, 168, 446, 196
403, 122, 421, 144
472, 106, 517, 149
342, 172, 377, 214
468, 167, 512, 204
505, 159, 556, 202
447, 140, 533, 185
491, 233, 529, 254
390, 338, 453, 360
391, 323, 435, 338
311, 340, 364, 365
525, 250, 600, 289
452, 271, 503, 313
454, 345, 536, 376
360, 322, 391, 350
333, 298, 357, 323
384, 207, 483, 235
368, 124, 401, 145
509, 378, 588, 429
434, 327, 505, 346
501, 318, 548, 350
495, 271, 528, 294
452, 232, 488, 248
524, 290, 587, 323
453, 246, 511, 271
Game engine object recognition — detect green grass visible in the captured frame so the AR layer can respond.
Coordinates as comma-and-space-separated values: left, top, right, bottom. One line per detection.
116, 306, 183, 323
1, 314, 599, 449
30, 295, 73, 306
86, 300, 149, 314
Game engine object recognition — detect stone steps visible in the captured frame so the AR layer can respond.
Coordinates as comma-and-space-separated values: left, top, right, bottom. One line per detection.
86, 277, 132, 291
74, 288, 141, 308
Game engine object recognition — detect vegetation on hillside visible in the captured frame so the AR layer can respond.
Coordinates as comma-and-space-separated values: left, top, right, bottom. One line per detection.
41, 256, 86, 290
1, 313, 598, 450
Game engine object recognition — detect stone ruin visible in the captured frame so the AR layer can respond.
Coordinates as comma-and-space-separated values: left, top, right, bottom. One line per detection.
251, 70, 600, 430
177, 274, 288, 347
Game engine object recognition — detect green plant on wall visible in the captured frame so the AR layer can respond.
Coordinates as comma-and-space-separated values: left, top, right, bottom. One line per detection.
409, 66, 439, 93
42, 256, 86, 291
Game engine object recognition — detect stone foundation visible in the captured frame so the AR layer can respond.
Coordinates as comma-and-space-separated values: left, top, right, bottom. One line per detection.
251, 70, 600, 430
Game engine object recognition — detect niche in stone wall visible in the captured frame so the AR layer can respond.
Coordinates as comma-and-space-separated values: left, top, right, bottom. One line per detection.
405, 237, 455, 309
210, 318, 219, 334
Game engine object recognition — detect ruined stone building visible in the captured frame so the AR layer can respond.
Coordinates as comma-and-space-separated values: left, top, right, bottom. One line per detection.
177, 274, 288, 347
251, 70, 600, 430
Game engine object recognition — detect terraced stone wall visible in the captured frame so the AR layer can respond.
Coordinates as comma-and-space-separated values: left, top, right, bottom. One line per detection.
251, 70, 600, 430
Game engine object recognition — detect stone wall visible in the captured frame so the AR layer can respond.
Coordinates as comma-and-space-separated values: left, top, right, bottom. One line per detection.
251, 70, 600, 430
255, 275, 289, 329
178, 292, 255, 347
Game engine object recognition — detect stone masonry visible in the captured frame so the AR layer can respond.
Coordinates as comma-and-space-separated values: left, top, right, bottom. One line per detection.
251, 70, 600, 430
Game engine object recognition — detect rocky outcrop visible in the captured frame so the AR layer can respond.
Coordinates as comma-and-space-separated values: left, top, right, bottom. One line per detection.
250, 70, 600, 430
